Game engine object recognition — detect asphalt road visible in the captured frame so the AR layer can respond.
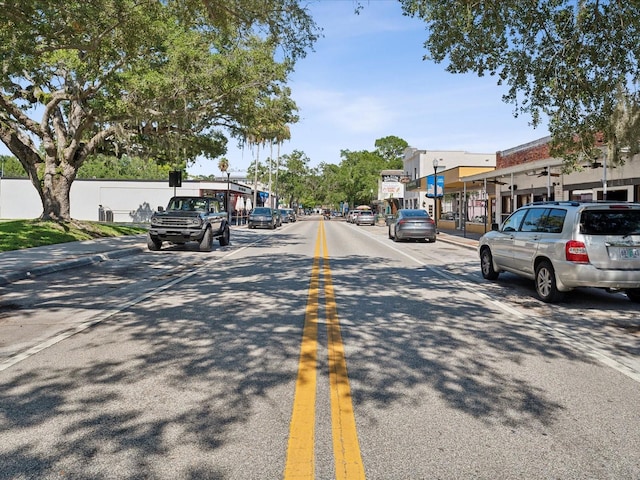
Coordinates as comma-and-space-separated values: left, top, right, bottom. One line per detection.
1, 217, 639, 479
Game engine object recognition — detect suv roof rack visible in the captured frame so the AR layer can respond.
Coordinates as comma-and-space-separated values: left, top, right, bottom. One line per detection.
524, 200, 640, 207
525, 201, 580, 207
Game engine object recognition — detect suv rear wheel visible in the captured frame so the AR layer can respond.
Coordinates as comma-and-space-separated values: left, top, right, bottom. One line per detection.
535, 260, 563, 303
480, 248, 499, 280
626, 288, 640, 303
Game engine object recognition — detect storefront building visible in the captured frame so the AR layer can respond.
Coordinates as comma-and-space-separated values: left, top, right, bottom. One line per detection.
462, 135, 640, 229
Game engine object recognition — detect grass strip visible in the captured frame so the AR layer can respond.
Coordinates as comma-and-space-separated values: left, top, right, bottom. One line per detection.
0, 219, 146, 252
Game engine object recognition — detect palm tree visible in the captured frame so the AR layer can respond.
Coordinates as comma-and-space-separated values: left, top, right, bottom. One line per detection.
218, 157, 229, 175
217, 157, 230, 217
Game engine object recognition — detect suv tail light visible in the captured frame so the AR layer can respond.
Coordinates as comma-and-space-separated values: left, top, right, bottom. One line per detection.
565, 240, 590, 263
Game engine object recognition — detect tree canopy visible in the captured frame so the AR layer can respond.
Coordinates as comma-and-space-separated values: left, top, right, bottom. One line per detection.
241, 136, 407, 211
399, 0, 640, 167
0, 0, 318, 220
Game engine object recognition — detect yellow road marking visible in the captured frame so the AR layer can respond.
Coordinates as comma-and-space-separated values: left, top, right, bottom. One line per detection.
322, 222, 365, 480
284, 221, 365, 479
284, 226, 321, 479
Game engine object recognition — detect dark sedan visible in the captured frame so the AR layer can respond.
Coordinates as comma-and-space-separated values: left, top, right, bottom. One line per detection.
248, 207, 277, 229
388, 209, 436, 242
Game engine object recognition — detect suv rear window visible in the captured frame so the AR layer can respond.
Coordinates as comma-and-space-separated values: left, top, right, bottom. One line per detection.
580, 210, 640, 235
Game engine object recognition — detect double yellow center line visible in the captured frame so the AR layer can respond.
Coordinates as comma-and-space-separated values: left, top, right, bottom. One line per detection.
284, 221, 365, 479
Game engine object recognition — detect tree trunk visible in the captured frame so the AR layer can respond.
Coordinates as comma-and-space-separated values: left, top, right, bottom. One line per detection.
37, 157, 75, 221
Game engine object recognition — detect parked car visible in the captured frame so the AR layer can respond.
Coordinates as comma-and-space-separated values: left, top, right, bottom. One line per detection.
349, 210, 369, 223
388, 209, 437, 243
273, 208, 282, 227
248, 207, 277, 229
280, 208, 296, 223
478, 201, 640, 303
355, 210, 375, 226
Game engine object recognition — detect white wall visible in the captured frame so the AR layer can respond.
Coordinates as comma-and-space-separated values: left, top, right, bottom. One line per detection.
0, 178, 240, 222
0, 178, 42, 219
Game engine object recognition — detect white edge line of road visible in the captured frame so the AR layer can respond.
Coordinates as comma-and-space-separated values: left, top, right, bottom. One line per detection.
0, 242, 256, 373
352, 223, 640, 384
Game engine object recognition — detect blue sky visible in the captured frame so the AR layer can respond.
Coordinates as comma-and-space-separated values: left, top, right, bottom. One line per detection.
190, 0, 548, 176
1, 1, 549, 176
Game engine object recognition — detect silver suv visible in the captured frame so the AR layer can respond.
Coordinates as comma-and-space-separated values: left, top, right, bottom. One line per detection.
478, 201, 640, 303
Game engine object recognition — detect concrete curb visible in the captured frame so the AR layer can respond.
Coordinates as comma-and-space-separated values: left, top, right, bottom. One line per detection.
437, 234, 479, 251
0, 246, 145, 287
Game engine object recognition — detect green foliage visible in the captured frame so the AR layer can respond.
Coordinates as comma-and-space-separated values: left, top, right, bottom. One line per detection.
77, 154, 175, 180
374, 135, 408, 168
399, 0, 640, 167
294, 136, 408, 210
0, 156, 27, 177
277, 150, 313, 207
0, 0, 318, 219
243, 136, 406, 211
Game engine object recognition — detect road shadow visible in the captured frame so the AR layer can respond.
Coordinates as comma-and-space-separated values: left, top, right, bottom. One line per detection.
1, 226, 638, 478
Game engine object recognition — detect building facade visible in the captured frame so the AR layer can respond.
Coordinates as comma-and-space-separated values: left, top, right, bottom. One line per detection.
401, 147, 496, 223
462, 136, 640, 227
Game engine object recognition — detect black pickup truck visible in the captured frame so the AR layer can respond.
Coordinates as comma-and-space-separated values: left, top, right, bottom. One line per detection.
147, 196, 230, 251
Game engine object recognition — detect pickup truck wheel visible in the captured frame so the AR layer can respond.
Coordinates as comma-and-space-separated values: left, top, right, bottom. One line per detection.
219, 225, 230, 246
147, 234, 162, 251
199, 228, 213, 252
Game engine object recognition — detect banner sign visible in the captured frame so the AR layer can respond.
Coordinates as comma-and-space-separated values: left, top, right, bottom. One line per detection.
426, 175, 444, 198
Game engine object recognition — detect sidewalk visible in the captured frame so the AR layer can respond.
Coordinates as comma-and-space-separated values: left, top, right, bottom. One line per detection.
0, 234, 147, 286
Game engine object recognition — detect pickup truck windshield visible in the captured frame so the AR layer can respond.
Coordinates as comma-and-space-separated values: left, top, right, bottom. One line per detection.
167, 198, 208, 212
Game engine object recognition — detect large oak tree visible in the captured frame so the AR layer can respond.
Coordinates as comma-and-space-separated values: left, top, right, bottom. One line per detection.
0, 0, 317, 220
400, 0, 640, 167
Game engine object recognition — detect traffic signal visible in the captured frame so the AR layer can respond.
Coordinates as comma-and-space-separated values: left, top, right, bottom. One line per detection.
169, 170, 182, 187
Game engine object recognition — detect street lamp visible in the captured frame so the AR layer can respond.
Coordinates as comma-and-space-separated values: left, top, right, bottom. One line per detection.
226, 171, 231, 222
432, 158, 440, 232
602, 149, 608, 201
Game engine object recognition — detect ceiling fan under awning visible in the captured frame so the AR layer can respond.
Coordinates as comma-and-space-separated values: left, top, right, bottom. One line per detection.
537, 167, 560, 177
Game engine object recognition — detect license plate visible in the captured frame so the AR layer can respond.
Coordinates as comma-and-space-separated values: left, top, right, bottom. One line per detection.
619, 248, 640, 259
